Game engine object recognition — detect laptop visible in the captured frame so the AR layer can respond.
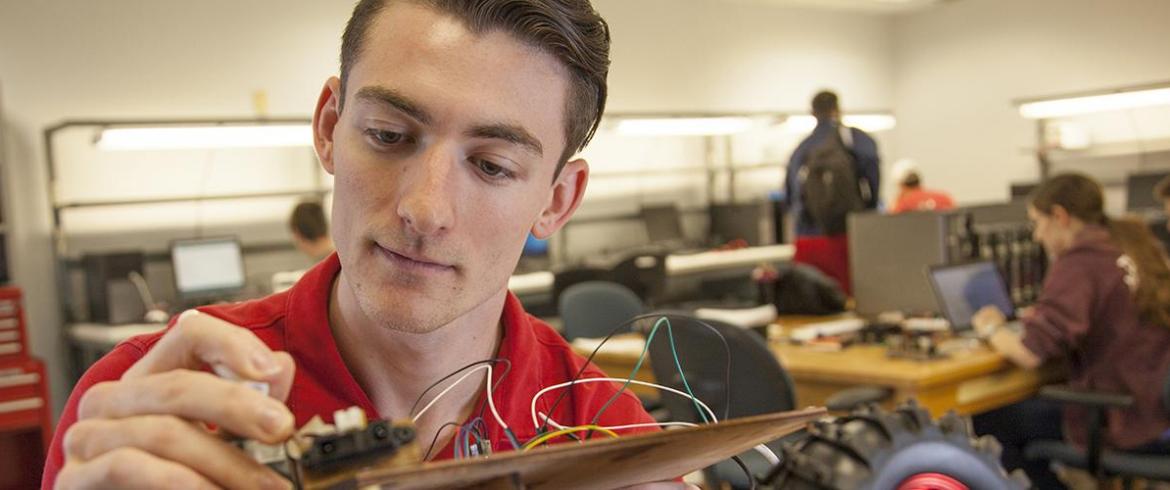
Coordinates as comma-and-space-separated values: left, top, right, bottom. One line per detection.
926, 261, 1022, 334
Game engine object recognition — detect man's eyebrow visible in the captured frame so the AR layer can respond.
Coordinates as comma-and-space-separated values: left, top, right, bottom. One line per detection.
354, 86, 432, 125
466, 124, 544, 157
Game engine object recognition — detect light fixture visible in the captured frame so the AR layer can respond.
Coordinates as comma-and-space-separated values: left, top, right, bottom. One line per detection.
784, 114, 897, 133
614, 117, 762, 136
97, 124, 313, 150
1018, 85, 1170, 119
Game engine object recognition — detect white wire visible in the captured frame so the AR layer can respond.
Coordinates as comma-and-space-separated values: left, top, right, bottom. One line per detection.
534, 384, 780, 465
411, 364, 489, 423
485, 363, 509, 431
530, 377, 718, 428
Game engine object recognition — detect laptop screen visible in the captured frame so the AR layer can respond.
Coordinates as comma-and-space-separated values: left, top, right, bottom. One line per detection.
928, 261, 1015, 330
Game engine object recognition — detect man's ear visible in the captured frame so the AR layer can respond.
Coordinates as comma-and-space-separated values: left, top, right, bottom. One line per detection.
532, 158, 589, 239
313, 77, 343, 175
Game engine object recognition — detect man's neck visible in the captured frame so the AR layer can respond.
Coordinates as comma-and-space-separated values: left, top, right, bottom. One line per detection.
327, 273, 507, 425
307, 238, 335, 261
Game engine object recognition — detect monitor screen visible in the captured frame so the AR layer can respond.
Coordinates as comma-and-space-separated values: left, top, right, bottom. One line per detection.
709, 203, 762, 246
1126, 171, 1170, 212
171, 237, 246, 298
928, 261, 1015, 330
641, 205, 684, 244
1009, 182, 1038, 200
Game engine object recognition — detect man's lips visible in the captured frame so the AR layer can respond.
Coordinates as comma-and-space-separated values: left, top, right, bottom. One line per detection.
376, 244, 454, 271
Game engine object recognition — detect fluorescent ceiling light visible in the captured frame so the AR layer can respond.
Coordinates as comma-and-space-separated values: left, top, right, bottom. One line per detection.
784, 114, 897, 133
1018, 87, 1170, 119
97, 124, 313, 150
614, 117, 760, 136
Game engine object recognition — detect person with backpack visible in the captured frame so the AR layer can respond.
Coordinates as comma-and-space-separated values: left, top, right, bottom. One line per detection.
783, 90, 881, 295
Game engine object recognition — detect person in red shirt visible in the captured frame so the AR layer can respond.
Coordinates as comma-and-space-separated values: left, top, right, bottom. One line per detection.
45, 1, 674, 488
889, 160, 955, 214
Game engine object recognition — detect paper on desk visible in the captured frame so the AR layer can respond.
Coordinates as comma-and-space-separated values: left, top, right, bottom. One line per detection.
695, 304, 778, 329
571, 336, 647, 356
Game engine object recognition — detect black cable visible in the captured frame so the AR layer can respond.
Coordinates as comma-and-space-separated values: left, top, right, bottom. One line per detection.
585, 314, 732, 440
408, 358, 513, 418
538, 312, 682, 435
422, 421, 462, 461
541, 312, 733, 438
731, 455, 758, 490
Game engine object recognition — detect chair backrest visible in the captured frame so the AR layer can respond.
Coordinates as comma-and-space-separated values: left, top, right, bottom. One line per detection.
551, 266, 611, 308
558, 281, 644, 342
640, 313, 796, 423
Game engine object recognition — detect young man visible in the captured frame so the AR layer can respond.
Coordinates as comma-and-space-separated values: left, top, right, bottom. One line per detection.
44, 1, 667, 488
784, 90, 881, 295
288, 200, 335, 262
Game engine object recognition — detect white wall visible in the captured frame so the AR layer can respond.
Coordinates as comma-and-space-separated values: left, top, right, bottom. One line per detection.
1, 0, 896, 415
892, 0, 1170, 205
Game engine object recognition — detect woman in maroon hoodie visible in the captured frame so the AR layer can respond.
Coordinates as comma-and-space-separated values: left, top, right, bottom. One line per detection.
971, 172, 1170, 488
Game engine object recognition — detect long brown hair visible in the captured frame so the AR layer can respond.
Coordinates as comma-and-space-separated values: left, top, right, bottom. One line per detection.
1031, 172, 1170, 327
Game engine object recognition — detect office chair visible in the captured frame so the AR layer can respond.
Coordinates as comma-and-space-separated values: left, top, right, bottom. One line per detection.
1024, 365, 1170, 486
550, 266, 611, 308
558, 281, 645, 342
637, 314, 797, 488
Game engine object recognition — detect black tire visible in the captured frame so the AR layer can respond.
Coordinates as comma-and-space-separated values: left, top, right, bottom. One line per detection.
764, 400, 1031, 490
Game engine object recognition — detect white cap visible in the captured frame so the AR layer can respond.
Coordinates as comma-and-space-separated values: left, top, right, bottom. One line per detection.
891, 158, 919, 185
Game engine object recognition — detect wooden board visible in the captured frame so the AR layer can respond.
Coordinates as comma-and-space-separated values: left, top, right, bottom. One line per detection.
347, 407, 826, 490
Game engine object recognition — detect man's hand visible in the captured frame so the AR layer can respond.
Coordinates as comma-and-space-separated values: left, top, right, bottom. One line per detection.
972, 305, 1006, 339
56, 311, 297, 489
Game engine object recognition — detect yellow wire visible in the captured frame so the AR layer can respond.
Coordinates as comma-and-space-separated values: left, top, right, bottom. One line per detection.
522, 425, 620, 451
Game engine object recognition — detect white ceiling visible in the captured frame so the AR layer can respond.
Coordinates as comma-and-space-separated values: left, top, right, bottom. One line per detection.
702, 0, 947, 14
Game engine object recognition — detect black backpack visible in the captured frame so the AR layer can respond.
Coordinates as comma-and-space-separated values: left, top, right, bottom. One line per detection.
798, 126, 870, 235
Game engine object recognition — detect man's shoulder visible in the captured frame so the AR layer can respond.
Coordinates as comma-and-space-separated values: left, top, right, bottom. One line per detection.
122, 290, 292, 354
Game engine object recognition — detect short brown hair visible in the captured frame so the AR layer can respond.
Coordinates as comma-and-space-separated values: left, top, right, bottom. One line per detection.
339, 0, 611, 174
290, 201, 329, 241
811, 90, 839, 120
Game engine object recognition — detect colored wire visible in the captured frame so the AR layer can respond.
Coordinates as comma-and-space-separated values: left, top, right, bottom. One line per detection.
408, 358, 511, 418
537, 312, 680, 435
538, 313, 733, 434
732, 455, 758, 490
411, 364, 490, 423
521, 425, 619, 451
422, 421, 461, 461
531, 377, 718, 428
537, 413, 779, 465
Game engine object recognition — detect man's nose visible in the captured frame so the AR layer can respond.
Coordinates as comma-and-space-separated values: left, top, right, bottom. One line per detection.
397, 147, 457, 237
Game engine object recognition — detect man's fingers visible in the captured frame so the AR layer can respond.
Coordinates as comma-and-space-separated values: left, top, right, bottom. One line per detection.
64, 416, 291, 490
55, 446, 218, 490
124, 310, 284, 382
78, 370, 295, 443
268, 351, 297, 403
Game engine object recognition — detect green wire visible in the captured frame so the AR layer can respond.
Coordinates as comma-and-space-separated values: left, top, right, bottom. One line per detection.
664, 317, 709, 423
589, 316, 709, 426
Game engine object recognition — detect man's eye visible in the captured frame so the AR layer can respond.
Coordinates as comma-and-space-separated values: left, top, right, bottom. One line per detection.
364, 129, 407, 145
474, 158, 511, 179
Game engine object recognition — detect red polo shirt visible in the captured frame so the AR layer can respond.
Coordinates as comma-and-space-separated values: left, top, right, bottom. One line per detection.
44, 254, 656, 488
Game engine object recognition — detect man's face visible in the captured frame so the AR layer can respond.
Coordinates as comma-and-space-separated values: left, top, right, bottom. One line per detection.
313, 3, 587, 332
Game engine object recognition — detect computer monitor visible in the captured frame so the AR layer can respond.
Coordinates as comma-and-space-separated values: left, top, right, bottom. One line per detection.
1126, 171, 1170, 212
709, 202, 763, 246
927, 261, 1016, 332
171, 236, 246, 299
641, 204, 685, 244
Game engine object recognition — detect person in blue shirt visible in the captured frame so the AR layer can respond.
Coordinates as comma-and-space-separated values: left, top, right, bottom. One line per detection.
783, 91, 880, 294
